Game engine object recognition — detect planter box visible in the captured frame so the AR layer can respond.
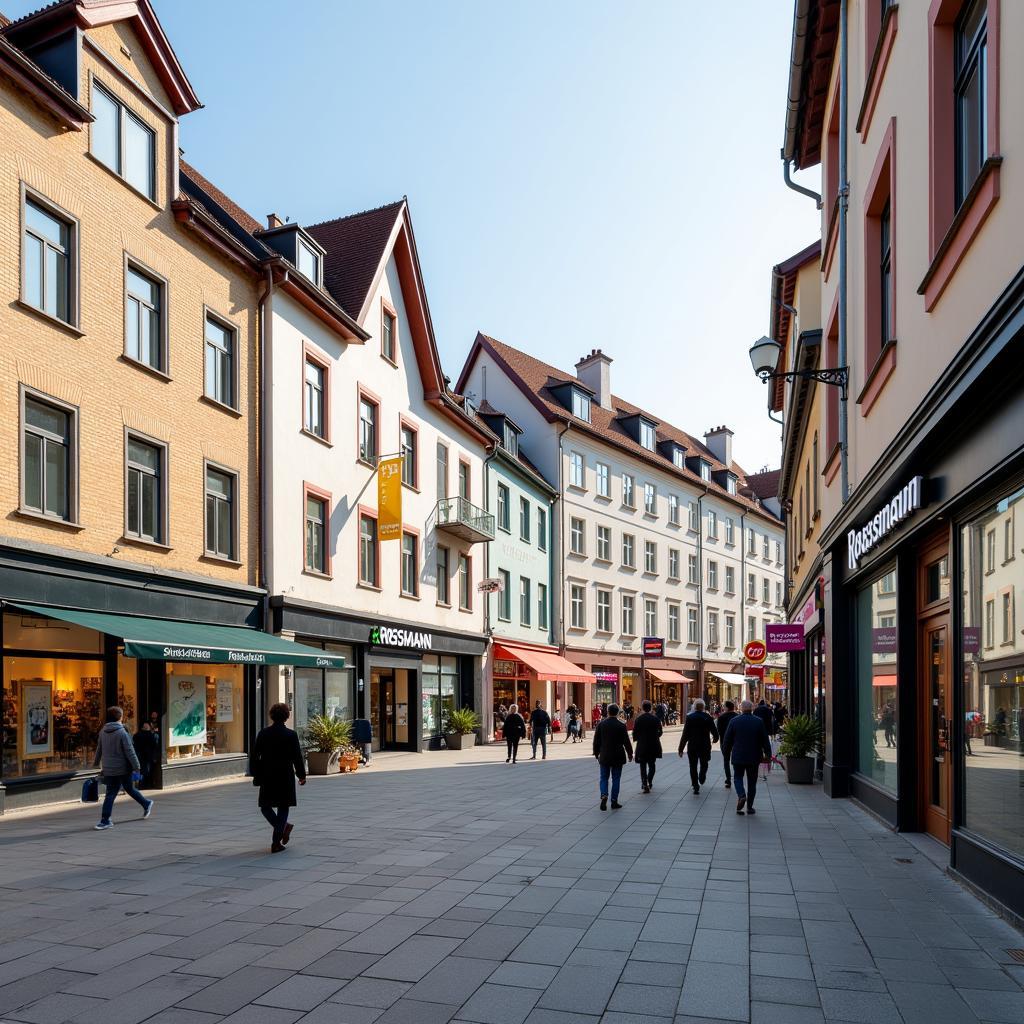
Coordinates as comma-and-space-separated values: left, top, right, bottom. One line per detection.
784, 755, 814, 784
307, 751, 339, 775
444, 733, 477, 751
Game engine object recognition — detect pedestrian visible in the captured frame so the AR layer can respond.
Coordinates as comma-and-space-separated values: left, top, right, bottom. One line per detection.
147, 710, 161, 744
565, 703, 581, 743
715, 700, 739, 789
131, 721, 158, 788
593, 702, 633, 810
495, 704, 508, 730
503, 703, 527, 763
754, 699, 776, 737
631, 699, 662, 794
722, 699, 772, 815
529, 700, 551, 760
678, 699, 719, 795
251, 702, 306, 853
881, 702, 897, 748
655, 701, 667, 727
93, 706, 153, 830
774, 702, 788, 731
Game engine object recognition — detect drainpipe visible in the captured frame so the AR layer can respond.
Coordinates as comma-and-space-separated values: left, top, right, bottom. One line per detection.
256, 266, 275, 724
837, 0, 851, 502
696, 485, 709, 702
783, 156, 822, 208
482, 445, 498, 739
740, 509, 748, 697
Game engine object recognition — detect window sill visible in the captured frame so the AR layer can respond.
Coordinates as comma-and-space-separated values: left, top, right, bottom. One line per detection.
85, 151, 162, 211
667, 576, 680, 584
566, 626, 587, 634
621, 504, 637, 513
498, 526, 512, 535
621, 565, 637, 573
594, 629, 613, 638
857, 339, 898, 415
356, 581, 381, 592
568, 551, 587, 559
380, 353, 399, 369
436, 600, 452, 609
121, 535, 172, 552
300, 428, 332, 448
16, 299, 84, 337
15, 507, 84, 531
402, 483, 420, 494
120, 354, 171, 382
594, 557, 613, 566
458, 606, 474, 614
399, 591, 421, 601
200, 394, 242, 418
919, 157, 1002, 311
856, 4, 898, 139
200, 553, 242, 568
643, 512, 658, 521
595, 494, 612, 503
303, 568, 333, 581
567, 485, 587, 496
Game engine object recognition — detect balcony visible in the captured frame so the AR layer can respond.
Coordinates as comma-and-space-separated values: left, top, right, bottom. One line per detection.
430, 496, 495, 544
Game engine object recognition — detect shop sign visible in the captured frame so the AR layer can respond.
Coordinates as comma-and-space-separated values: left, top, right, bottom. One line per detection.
872, 627, 897, 654
478, 577, 505, 593
378, 457, 403, 542
593, 670, 619, 683
370, 625, 433, 651
765, 624, 804, 652
746, 665, 765, 679
642, 636, 665, 658
744, 640, 767, 665
963, 627, 981, 654
847, 476, 924, 570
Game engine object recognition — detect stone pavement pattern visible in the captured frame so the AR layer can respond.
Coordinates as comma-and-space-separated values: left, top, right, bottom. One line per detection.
0, 742, 1023, 1024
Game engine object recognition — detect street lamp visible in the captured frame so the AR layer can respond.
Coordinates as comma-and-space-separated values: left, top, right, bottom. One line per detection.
748, 335, 849, 400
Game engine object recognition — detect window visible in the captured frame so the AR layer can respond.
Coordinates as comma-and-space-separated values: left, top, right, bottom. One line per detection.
762, 534, 770, 559
498, 569, 511, 620
401, 532, 418, 596
688, 502, 699, 531
204, 314, 235, 409
639, 420, 656, 450
570, 584, 586, 629
668, 604, 680, 642
299, 492, 327, 574
437, 443, 449, 501
459, 460, 470, 499
688, 553, 698, 584
644, 540, 657, 574
986, 529, 996, 572
381, 304, 397, 363
91, 83, 155, 198
623, 474, 635, 508
400, 422, 418, 488
204, 466, 235, 560
672, 447, 685, 469
22, 393, 74, 521
597, 525, 611, 561
297, 237, 321, 284
954, 0, 988, 209
985, 598, 995, 648
669, 548, 680, 580
747, 572, 756, 601
747, 615, 757, 642
762, 578, 771, 604
569, 451, 584, 488
812, 434, 820, 515
725, 565, 735, 595
125, 436, 163, 543
645, 599, 657, 636
1004, 518, 1014, 562
537, 507, 547, 551
725, 518, 735, 545
700, 461, 711, 482
304, 357, 326, 439
707, 560, 718, 590
570, 517, 585, 555
538, 583, 548, 630
747, 528, 756, 554
644, 483, 657, 515
502, 422, 518, 456
358, 393, 378, 466
687, 607, 699, 644
707, 510, 717, 539
621, 594, 635, 636
520, 497, 531, 542
725, 613, 736, 649
1001, 591, 1013, 645
497, 484, 510, 532
669, 494, 680, 525
597, 589, 612, 632
878, 573, 896, 594
520, 577, 531, 625
879, 200, 893, 350
775, 540, 783, 564
596, 462, 610, 498
622, 533, 635, 568
436, 545, 450, 605
726, 476, 737, 495
22, 195, 74, 324
571, 389, 591, 421
358, 512, 378, 586
776, 581, 784, 607
123, 263, 164, 371
459, 554, 471, 610
708, 611, 719, 648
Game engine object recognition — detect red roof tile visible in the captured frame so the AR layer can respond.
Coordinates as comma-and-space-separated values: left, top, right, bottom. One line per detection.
744, 469, 781, 502
179, 159, 264, 236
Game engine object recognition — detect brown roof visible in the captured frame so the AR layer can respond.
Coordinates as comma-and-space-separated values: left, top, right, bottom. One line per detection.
744, 469, 781, 502
783, 0, 839, 169
307, 201, 405, 319
180, 159, 263, 236
465, 333, 781, 522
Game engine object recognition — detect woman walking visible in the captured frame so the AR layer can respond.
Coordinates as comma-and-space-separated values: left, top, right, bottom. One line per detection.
503, 703, 527, 763
251, 703, 306, 853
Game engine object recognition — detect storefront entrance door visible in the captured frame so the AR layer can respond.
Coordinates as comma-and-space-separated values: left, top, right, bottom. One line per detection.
370, 667, 413, 751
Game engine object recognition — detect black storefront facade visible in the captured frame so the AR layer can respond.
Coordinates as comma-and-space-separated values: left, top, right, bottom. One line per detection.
786, 571, 827, 775
818, 267, 1024, 923
270, 596, 486, 752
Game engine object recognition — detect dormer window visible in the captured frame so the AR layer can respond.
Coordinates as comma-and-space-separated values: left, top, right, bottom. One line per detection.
297, 238, 321, 285
672, 447, 685, 469
503, 423, 519, 457
91, 83, 155, 200
726, 474, 737, 495
700, 461, 711, 482
639, 420, 657, 451
571, 389, 591, 422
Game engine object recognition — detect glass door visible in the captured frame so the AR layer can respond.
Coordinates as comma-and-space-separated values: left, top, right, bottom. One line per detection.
922, 619, 951, 842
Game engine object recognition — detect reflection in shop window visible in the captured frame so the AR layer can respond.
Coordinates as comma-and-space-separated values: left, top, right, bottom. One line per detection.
857, 568, 898, 793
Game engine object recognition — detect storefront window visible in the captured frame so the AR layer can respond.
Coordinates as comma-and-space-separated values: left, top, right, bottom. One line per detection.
164, 662, 244, 762
292, 643, 355, 734
423, 655, 459, 736
856, 568, 899, 793
593, 668, 619, 709
962, 486, 1024, 861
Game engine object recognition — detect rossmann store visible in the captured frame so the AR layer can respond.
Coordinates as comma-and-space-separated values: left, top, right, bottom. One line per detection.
819, 305, 1024, 921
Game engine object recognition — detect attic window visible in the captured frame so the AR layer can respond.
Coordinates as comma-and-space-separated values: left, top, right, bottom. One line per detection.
91, 82, 155, 200
726, 474, 737, 495
297, 238, 321, 285
672, 447, 685, 469
503, 423, 519, 457
571, 389, 591, 422
639, 420, 657, 451
700, 460, 711, 482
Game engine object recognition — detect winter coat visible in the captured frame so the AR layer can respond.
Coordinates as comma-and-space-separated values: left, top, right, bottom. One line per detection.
131, 729, 158, 769
93, 721, 141, 777
716, 711, 739, 745
251, 722, 306, 808
722, 712, 772, 765
503, 713, 527, 741
631, 712, 663, 761
678, 711, 719, 757
529, 708, 551, 735
754, 704, 776, 736
592, 716, 633, 767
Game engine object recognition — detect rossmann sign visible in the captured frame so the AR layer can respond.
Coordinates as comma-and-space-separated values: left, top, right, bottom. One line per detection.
847, 476, 924, 571
370, 625, 433, 651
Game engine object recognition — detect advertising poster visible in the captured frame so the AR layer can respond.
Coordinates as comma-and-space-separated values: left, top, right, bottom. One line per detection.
22, 682, 52, 758
168, 675, 207, 747
215, 679, 234, 723
377, 456, 403, 541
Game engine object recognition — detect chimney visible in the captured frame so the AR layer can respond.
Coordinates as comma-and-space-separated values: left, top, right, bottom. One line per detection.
704, 425, 734, 467
575, 349, 613, 410
266, 213, 283, 229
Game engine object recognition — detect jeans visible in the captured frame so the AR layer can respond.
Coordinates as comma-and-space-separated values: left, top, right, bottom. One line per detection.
599, 763, 622, 801
732, 763, 759, 806
506, 737, 521, 761
687, 749, 710, 789
99, 773, 149, 823
261, 805, 290, 843
638, 759, 656, 788
721, 749, 732, 783
531, 731, 547, 757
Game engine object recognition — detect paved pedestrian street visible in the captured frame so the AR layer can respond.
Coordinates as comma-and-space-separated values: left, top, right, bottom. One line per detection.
1, 742, 1023, 1024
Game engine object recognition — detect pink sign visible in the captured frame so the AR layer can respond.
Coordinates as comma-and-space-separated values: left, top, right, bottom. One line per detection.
766, 624, 805, 652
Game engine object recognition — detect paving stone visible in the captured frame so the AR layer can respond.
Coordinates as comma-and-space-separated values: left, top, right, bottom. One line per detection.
750, 1002, 823, 1024
406, 956, 497, 1004
6, 991, 106, 1023
219, 1010, 304, 1024
331, 978, 411, 1009
362, 937, 461, 982
302, 950, 382, 979
255, 974, 347, 1011
178, 967, 295, 1016
508, 926, 585, 966
748, 976, 820, 1006
678, 961, 748, 1021
618, 959, 686, 987
607, 982, 681, 1016
956, 987, 1024, 1023
816, 988, 902, 1023
536, 963, 618, 1015
456, 982, 541, 1024
486, 963, 559, 990
452, 925, 531, 961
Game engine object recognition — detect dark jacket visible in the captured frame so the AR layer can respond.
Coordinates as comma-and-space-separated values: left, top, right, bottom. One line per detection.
529, 708, 551, 734
93, 721, 140, 777
678, 710, 719, 757
754, 704, 776, 736
503, 713, 527, 740
716, 710, 739, 744
132, 729, 158, 768
251, 722, 306, 808
722, 712, 772, 765
632, 712, 663, 761
593, 716, 633, 767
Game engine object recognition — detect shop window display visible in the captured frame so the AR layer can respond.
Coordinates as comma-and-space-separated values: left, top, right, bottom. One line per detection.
423, 655, 458, 736
293, 643, 354, 734
164, 662, 244, 761
962, 486, 1024, 861
856, 568, 899, 793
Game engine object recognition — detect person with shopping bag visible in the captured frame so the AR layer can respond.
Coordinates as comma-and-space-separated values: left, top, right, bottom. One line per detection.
92, 706, 153, 830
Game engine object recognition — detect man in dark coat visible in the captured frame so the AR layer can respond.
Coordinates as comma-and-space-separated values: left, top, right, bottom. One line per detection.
593, 702, 633, 810
678, 699, 719, 794
754, 699, 776, 736
631, 699, 663, 794
715, 700, 739, 789
251, 703, 306, 853
722, 700, 772, 815
529, 701, 551, 760
503, 704, 527, 763
131, 721, 159, 788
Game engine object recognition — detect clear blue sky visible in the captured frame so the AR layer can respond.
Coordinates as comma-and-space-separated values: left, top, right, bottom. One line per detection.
8, 0, 821, 473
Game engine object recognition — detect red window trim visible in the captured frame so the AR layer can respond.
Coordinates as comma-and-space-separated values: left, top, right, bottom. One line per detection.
380, 296, 398, 367
302, 341, 331, 445
356, 503, 381, 590
399, 414, 419, 491
356, 382, 381, 468
400, 524, 420, 598
302, 481, 332, 578
857, 3, 899, 139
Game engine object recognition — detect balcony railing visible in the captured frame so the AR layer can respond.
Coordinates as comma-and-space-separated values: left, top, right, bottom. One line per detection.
430, 496, 495, 544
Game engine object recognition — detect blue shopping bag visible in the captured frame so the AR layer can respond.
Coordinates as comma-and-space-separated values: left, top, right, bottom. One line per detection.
81, 777, 99, 803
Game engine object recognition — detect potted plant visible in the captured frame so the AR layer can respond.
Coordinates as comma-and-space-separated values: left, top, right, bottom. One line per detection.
304, 714, 351, 775
443, 708, 480, 751
778, 714, 820, 784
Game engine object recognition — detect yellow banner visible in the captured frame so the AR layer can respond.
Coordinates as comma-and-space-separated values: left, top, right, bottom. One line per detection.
378, 457, 403, 541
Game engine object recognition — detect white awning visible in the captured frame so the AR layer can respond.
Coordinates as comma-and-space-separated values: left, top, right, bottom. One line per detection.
707, 672, 748, 687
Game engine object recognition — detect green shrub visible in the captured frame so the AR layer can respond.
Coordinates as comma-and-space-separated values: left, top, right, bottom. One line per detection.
444, 707, 480, 735
778, 714, 820, 759
304, 714, 352, 753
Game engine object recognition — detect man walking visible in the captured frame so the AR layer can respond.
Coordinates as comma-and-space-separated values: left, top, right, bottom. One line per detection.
716, 700, 739, 789
93, 706, 153, 830
529, 700, 551, 760
754, 699, 776, 737
251, 702, 306, 853
593, 702, 633, 810
722, 699, 772, 815
678, 699, 718, 794
632, 699, 663, 793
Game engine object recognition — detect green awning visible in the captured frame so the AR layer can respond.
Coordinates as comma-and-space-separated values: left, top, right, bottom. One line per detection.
7, 603, 344, 669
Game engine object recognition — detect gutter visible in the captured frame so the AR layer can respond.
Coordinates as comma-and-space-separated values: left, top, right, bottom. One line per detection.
696, 484, 709, 700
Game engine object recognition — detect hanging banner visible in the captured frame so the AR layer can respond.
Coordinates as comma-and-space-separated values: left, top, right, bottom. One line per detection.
378, 457, 403, 541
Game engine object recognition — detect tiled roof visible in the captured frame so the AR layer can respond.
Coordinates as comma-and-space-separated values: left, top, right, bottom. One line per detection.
178, 160, 271, 262
473, 333, 781, 521
0, 0, 69, 31
306, 201, 404, 319
744, 469, 781, 502
180, 160, 264, 236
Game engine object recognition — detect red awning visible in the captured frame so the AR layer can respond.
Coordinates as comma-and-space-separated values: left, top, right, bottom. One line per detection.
494, 644, 595, 684
873, 675, 897, 687
646, 668, 689, 684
